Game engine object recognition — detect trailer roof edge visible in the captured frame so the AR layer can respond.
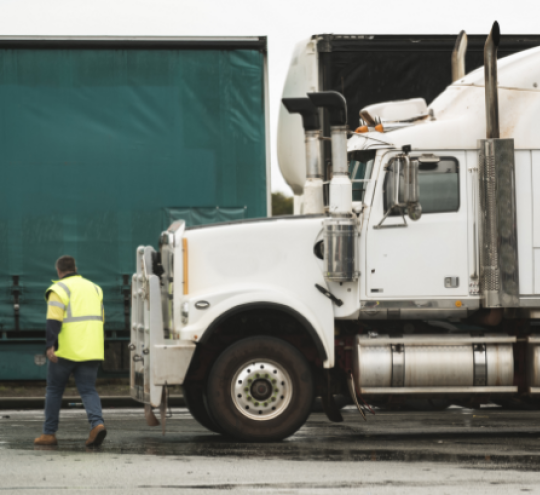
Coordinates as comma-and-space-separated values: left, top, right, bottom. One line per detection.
0, 36, 267, 50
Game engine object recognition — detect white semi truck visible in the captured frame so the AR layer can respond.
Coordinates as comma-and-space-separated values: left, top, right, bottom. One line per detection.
130, 22, 540, 441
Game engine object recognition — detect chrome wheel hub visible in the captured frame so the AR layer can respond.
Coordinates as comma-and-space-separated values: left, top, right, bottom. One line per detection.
231, 360, 292, 421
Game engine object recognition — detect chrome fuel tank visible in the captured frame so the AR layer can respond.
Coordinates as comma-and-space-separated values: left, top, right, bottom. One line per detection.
353, 334, 515, 392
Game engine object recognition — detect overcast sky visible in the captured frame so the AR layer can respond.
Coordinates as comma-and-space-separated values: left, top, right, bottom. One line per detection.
0, 0, 538, 194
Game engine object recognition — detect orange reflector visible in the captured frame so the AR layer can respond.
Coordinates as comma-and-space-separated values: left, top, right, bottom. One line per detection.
355, 126, 368, 133
455, 301, 462, 308
375, 124, 384, 133
183, 238, 189, 295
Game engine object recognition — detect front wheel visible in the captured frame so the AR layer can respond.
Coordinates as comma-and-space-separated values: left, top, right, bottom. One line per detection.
182, 381, 223, 433
206, 336, 314, 442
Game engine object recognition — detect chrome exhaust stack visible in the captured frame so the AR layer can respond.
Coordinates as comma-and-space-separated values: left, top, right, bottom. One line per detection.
307, 91, 351, 216
307, 91, 358, 282
478, 22, 520, 308
451, 30, 468, 82
281, 98, 324, 214
484, 23, 500, 138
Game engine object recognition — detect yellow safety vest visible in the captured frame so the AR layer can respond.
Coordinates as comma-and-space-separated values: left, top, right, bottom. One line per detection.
45, 275, 104, 362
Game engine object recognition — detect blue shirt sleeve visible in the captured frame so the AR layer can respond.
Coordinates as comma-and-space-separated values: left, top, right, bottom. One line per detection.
46, 319, 62, 349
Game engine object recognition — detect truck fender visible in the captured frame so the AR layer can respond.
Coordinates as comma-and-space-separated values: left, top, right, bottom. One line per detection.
197, 301, 329, 364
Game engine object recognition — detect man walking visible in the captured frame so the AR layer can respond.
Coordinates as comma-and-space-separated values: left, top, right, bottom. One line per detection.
34, 256, 107, 447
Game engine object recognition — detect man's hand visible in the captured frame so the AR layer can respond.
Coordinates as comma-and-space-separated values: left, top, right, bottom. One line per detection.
46, 346, 58, 363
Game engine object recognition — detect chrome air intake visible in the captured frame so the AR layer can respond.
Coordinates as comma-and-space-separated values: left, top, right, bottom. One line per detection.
478, 22, 520, 307
323, 217, 358, 282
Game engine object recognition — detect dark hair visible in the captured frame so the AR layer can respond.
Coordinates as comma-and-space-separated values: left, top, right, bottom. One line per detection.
56, 256, 76, 274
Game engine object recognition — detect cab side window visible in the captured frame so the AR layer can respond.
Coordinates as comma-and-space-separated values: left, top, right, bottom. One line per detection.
383, 156, 460, 214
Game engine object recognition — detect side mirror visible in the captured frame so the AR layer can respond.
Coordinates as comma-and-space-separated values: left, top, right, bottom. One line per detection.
375, 153, 423, 229
404, 158, 422, 221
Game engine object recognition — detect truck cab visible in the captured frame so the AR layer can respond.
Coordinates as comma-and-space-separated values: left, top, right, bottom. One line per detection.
130, 25, 540, 441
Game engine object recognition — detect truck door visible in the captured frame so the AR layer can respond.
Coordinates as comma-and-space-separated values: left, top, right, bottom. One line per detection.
365, 151, 469, 299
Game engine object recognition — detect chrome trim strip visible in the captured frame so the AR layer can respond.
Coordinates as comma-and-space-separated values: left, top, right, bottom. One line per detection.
520, 298, 540, 308
358, 336, 516, 346
360, 386, 517, 395
361, 299, 480, 309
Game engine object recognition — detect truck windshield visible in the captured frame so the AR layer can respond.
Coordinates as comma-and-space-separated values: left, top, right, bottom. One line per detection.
348, 150, 376, 202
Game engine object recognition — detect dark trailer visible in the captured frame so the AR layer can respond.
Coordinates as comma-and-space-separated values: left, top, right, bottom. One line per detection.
278, 33, 540, 194
0, 36, 270, 379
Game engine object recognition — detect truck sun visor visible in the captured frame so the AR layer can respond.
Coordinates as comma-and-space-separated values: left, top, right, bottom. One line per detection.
307, 91, 347, 126
281, 98, 320, 131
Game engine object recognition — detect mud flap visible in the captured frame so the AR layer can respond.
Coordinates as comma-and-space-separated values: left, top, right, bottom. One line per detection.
159, 386, 168, 436
320, 370, 343, 423
144, 404, 160, 427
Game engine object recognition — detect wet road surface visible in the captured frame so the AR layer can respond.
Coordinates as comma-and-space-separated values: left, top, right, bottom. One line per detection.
2, 406, 540, 493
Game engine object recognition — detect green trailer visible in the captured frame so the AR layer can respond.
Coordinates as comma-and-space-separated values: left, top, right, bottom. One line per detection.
0, 36, 270, 379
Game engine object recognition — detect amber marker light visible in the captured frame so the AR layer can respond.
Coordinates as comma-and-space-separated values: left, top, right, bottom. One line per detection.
455, 301, 463, 307
374, 123, 384, 132
355, 126, 369, 133
183, 237, 189, 295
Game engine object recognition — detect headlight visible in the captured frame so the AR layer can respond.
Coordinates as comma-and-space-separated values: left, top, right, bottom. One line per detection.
181, 301, 189, 325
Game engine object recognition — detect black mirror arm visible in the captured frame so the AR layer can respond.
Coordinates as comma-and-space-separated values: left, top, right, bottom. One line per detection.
281, 98, 320, 131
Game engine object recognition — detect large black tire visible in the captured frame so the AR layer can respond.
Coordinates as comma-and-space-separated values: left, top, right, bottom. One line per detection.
182, 381, 223, 433
207, 336, 314, 442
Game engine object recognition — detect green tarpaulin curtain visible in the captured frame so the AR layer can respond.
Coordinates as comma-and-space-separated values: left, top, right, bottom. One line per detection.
0, 48, 267, 331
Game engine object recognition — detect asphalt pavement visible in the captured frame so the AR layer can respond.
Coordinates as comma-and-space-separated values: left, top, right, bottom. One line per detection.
2, 406, 540, 494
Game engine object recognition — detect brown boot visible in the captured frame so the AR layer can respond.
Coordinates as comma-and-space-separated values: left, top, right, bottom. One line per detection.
34, 434, 57, 446
85, 424, 107, 447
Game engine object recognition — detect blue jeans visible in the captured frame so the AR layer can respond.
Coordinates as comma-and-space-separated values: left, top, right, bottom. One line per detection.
43, 358, 104, 434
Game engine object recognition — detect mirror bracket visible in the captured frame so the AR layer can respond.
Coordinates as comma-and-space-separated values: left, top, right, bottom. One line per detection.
373, 209, 408, 230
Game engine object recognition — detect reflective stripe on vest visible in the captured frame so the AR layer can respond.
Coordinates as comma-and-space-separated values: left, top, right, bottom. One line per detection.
48, 300, 66, 310
55, 281, 104, 323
